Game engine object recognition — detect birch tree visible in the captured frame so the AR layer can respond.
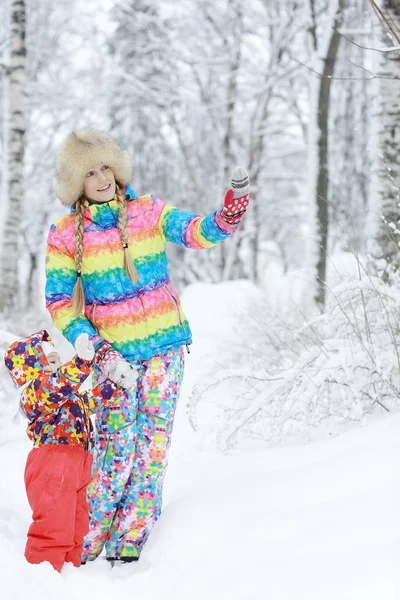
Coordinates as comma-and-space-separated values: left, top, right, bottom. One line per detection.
0, 0, 26, 312
369, 0, 400, 271
0, 1, 10, 230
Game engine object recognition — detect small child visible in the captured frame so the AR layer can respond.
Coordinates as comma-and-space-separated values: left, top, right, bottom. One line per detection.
4, 329, 122, 572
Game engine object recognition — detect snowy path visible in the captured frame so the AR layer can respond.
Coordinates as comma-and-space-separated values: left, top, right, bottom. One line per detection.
1, 405, 400, 599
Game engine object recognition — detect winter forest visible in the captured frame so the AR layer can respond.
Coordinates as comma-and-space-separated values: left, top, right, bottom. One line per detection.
1, 0, 400, 598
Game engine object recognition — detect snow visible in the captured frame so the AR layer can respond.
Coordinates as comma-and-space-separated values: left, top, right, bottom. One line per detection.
1, 278, 400, 599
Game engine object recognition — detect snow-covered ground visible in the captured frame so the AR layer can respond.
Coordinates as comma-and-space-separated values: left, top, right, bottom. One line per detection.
1, 277, 400, 599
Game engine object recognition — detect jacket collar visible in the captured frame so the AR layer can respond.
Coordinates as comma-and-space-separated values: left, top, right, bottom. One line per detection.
70, 183, 138, 213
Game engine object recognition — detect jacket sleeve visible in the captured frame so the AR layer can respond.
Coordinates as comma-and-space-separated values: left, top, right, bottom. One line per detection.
81, 380, 123, 414
20, 357, 93, 421
45, 224, 99, 347
156, 197, 241, 249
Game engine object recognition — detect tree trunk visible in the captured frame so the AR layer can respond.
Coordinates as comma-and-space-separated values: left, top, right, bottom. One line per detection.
0, 0, 26, 312
311, 0, 344, 306
373, 0, 400, 269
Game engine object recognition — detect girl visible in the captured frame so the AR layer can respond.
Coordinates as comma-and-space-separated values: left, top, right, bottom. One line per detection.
45, 129, 250, 563
4, 330, 123, 571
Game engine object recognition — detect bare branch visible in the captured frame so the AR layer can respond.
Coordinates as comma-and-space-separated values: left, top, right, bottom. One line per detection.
291, 54, 400, 81
369, 0, 400, 45
335, 28, 400, 53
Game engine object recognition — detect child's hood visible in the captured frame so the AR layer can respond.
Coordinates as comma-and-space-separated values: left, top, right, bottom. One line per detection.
4, 330, 54, 387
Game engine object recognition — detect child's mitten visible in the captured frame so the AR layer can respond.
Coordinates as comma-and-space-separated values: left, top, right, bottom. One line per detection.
221, 167, 250, 225
75, 333, 95, 361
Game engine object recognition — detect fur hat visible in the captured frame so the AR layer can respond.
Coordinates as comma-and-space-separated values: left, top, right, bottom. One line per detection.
54, 130, 133, 206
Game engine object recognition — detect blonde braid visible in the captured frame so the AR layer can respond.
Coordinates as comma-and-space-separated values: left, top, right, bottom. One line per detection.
72, 199, 86, 315
116, 185, 139, 284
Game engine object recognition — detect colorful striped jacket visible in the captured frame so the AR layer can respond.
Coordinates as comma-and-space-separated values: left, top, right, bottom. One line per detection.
4, 330, 121, 450
46, 185, 239, 361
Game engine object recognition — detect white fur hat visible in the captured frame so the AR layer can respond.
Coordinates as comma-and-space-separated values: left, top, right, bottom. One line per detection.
54, 130, 133, 206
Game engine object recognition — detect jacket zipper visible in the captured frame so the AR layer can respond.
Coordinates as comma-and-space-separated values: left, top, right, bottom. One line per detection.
84, 399, 92, 451
90, 304, 99, 333
76, 393, 92, 451
164, 285, 183, 327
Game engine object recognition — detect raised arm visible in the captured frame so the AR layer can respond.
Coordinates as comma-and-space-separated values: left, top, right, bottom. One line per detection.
20, 356, 93, 421
158, 167, 250, 249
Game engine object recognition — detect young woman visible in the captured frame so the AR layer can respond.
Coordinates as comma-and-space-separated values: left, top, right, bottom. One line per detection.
45, 129, 250, 564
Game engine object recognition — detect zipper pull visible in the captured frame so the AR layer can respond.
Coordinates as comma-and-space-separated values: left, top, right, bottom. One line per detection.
185, 344, 191, 354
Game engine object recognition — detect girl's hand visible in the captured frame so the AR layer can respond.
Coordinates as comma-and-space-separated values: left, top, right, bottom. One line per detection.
221, 167, 250, 225
98, 349, 138, 389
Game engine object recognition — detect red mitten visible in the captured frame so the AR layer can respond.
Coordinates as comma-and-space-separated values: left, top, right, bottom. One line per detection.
221, 167, 250, 225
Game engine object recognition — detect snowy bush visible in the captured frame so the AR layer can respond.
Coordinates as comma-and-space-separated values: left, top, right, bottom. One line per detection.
187, 265, 400, 449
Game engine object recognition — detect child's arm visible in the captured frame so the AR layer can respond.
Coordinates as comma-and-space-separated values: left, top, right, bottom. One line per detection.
19, 356, 93, 421
55, 356, 94, 388
81, 379, 123, 414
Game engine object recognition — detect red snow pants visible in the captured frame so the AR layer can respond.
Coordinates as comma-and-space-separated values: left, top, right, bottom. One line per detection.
24, 444, 93, 572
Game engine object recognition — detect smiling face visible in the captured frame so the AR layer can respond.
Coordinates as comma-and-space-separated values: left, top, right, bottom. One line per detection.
82, 164, 116, 203
46, 351, 63, 373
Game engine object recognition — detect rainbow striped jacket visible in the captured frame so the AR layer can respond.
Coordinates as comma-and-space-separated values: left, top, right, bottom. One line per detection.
46, 185, 239, 361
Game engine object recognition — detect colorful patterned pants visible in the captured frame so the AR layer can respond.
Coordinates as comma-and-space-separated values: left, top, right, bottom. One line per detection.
82, 347, 185, 561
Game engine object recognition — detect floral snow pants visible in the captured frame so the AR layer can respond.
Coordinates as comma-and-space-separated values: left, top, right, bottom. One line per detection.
82, 346, 185, 561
